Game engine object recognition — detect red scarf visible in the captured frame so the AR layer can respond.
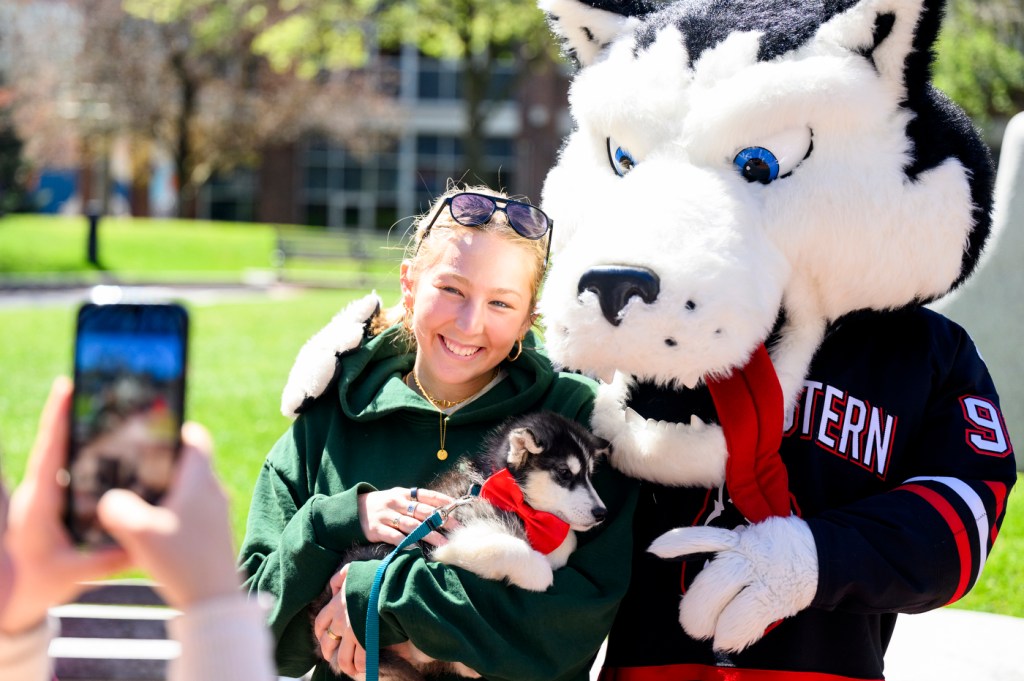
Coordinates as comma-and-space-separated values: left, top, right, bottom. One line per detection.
479, 468, 571, 555
706, 343, 793, 522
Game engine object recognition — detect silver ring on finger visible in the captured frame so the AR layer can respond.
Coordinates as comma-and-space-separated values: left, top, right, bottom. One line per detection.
409, 487, 419, 501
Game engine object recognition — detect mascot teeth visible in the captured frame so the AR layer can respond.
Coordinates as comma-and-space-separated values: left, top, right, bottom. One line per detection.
680, 374, 702, 390
594, 379, 728, 486
622, 406, 643, 429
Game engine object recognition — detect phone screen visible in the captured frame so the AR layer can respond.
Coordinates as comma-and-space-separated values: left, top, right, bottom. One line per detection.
66, 302, 189, 546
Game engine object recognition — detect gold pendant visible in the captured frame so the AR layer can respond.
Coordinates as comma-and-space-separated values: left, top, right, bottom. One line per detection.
437, 449, 448, 461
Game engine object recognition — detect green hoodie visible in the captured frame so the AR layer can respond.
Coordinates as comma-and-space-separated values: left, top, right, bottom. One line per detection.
239, 325, 638, 681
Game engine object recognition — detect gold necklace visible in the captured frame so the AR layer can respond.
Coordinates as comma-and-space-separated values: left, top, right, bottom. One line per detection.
410, 371, 472, 410
406, 372, 468, 460
405, 369, 497, 460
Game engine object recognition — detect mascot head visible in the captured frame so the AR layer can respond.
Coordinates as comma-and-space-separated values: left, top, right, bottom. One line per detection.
537, 0, 994, 494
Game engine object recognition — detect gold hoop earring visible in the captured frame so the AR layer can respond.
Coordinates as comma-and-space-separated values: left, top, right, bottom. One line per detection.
508, 338, 523, 362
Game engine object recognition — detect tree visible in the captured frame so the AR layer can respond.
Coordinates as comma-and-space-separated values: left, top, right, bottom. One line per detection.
118, 0, 400, 216
1, 1, 83, 175
235, 0, 559, 186
934, 0, 1024, 125
6, 0, 396, 217
375, 0, 558, 186
0, 117, 29, 215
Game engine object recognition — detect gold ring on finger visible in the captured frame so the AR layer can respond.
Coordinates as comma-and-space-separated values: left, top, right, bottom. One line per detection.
391, 515, 401, 528
326, 626, 342, 641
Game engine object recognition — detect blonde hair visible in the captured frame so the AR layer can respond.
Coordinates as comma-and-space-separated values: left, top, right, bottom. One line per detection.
371, 184, 547, 344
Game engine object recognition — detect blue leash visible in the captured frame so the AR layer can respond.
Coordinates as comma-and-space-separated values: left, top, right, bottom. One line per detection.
364, 488, 480, 681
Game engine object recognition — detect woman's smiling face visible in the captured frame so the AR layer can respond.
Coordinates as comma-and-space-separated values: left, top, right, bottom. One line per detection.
402, 228, 536, 402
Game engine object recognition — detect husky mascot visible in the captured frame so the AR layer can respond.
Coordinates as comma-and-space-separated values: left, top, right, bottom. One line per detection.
536, 0, 1017, 679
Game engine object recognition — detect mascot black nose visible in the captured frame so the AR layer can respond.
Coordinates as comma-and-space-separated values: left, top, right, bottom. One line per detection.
578, 266, 660, 326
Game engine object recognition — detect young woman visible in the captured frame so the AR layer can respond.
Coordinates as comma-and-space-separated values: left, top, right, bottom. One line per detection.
238, 186, 637, 681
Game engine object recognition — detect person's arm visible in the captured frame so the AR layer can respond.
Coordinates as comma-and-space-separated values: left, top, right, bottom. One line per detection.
809, 471, 1013, 613
240, 397, 459, 676
166, 594, 274, 681
0, 377, 131, 681
329, 379, 637, 681
810, 334, 1016, 613
237, 405, 377, 676
96, 423, 277, 681
343, 464, 639, 681
0, 415, 51, 681
0, 616, 54, 681
0, 378, 129, 638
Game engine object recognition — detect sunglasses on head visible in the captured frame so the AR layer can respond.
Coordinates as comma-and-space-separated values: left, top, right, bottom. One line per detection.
419, 192, 553, 267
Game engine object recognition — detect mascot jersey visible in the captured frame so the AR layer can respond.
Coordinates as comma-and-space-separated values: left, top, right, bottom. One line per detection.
603, 308, 1016, 680
533, 0, 1018, 680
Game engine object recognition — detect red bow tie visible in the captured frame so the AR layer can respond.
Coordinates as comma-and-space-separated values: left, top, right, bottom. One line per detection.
479, 468, 571, 555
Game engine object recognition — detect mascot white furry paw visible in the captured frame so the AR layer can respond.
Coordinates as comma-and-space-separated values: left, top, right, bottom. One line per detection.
537, 0, 1017, 678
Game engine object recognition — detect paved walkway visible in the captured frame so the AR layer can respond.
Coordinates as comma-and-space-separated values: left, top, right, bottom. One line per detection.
885, 608, 1024, 681
582, 607, 1024, 680
0, 280, 298, 309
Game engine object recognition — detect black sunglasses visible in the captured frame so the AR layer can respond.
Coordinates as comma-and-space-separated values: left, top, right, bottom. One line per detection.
419, 192, 553, 267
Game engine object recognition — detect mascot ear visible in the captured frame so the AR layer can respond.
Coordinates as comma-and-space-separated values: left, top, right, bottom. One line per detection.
539, 0, 659, 66
822, 0, 939, 95
822, 0, 994, 287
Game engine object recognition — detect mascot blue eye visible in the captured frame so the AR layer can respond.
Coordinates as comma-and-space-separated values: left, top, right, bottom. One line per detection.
734, 147, 780, 184
607, 138, 637, 177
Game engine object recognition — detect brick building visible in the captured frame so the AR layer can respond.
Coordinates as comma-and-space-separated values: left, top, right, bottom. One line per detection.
199, 46, 571, 230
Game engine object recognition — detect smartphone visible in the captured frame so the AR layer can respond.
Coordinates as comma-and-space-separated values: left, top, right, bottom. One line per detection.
65, 301, 189, 547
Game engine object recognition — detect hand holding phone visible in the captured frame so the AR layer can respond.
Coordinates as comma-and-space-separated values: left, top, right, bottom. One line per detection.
2, 378, 245, 637
97, 423, 242, 609
65, 302, 189, 547
0, 378, 129, 635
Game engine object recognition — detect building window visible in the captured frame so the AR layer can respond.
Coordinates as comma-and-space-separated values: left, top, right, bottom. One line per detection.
414, 134, 463, 209
200, 169, 256, 222
416, 58, 462, 101
300, 135, 400, 230
414, 56, 517, 102
413, 134, 516, 211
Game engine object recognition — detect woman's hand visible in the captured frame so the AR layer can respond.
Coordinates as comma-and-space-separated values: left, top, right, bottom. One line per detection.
357, 486, 456, 547
313, 565, 364, 676
98, 423, 240, 610
0, 378, 130, 635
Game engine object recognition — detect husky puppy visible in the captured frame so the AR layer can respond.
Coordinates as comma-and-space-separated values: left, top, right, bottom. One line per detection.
315, 410, 610, 680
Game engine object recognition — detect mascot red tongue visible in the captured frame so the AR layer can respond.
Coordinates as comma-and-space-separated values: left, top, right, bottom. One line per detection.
707, 344, 790, 523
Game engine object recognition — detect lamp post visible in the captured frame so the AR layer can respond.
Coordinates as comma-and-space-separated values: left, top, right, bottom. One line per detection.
58, 83, 116, 267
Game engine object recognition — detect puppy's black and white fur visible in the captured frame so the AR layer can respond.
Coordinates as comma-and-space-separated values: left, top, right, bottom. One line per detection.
315, 410, 611, 680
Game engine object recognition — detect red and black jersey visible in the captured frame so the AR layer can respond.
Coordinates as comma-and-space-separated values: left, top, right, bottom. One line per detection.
603, 307, 1016, 681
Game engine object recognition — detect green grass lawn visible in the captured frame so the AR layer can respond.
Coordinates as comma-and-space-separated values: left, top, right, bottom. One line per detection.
0, 214, 402, 284
0, 214, 278, 276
